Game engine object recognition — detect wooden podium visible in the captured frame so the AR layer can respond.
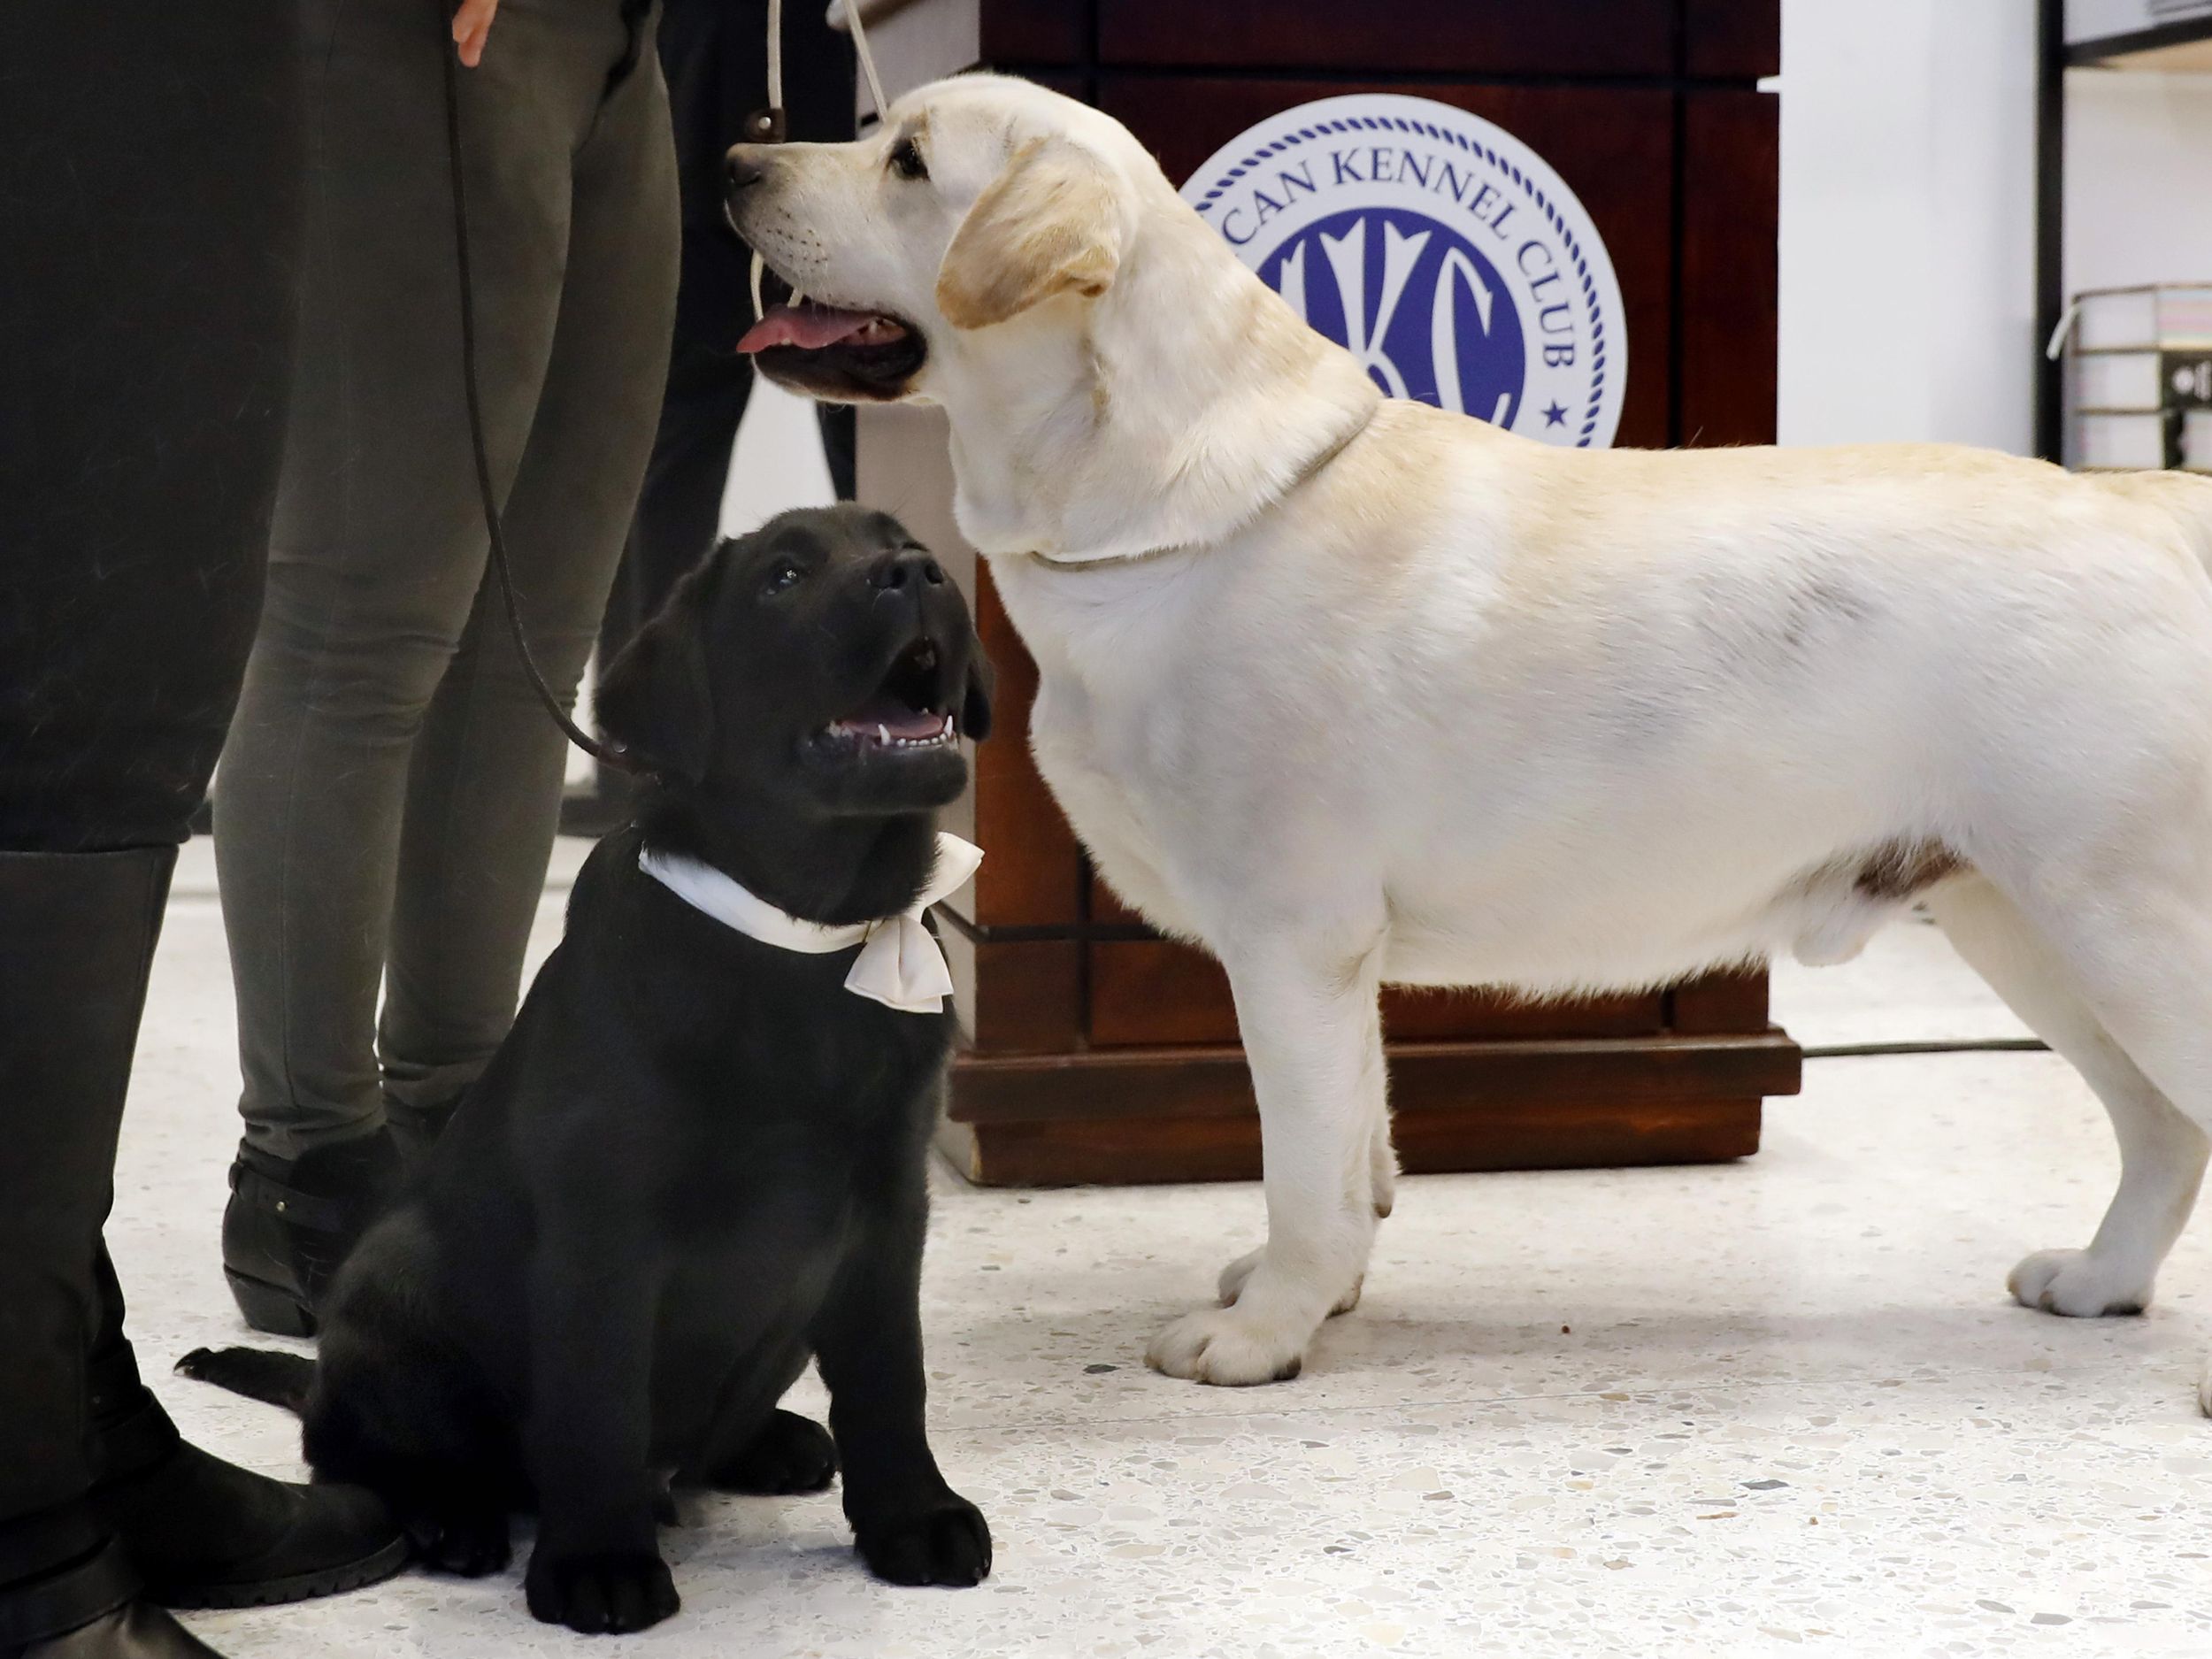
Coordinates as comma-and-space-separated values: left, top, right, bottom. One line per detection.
852, 0, 1801, 1186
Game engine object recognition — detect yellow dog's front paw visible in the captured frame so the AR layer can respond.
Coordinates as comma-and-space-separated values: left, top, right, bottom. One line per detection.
1218, 1248, 1359, 1316
2008, 1248, 2153, 1318
1145, 1304, 1310, 1386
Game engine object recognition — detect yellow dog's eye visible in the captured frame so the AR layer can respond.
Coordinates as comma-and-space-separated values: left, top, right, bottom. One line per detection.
889, 136, 928, 181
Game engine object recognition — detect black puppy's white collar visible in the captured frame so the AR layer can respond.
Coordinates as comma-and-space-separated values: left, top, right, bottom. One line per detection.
637, 833, 983, 1014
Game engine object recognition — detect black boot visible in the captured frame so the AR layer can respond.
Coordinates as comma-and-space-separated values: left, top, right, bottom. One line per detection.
0, 850, 178, 1654
0, 1535, 221, 1659
8, 1601, 227, 1659
84, 1254, 403, 1609
88, 1363, 403, 1609
0, 1528, 134, 1658
219, 1128, 401, 1337
0, 849, 389, 1657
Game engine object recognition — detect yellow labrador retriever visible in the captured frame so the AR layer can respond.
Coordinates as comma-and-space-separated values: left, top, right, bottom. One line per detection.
726, 73, 2212, 1401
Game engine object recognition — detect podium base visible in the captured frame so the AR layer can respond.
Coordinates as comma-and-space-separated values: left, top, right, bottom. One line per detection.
938, 1032, 1798, 1187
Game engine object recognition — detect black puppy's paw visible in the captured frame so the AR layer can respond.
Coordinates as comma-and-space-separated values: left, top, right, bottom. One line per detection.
405, 1504, 511, 1578
524, 1548, 680, 1634
854, 1494, 992, 1587
708, 1409, 839, 1495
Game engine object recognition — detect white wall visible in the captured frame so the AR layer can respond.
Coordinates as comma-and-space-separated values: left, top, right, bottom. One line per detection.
1777, 0, 2037, 450
2064, 67, 2212, 294
1778, 0, 2212, 455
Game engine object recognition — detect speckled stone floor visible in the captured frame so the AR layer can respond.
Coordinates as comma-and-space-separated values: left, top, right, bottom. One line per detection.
110, 844, 2212, 1656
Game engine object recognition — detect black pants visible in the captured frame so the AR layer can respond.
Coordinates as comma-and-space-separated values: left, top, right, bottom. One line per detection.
0, 0, 301, 1571
218, 0, 679, 1159
0, 7, 300, 854
597, 0, 856, 673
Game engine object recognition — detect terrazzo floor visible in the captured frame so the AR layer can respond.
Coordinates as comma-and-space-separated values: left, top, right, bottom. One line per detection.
109, 843, 2212, 1657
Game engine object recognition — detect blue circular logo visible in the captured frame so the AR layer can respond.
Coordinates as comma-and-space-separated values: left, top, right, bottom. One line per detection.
1181, 95, 1625, 449
1256, 206, 1528, 427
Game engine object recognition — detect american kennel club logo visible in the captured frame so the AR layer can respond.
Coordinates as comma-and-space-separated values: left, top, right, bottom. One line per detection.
1182, 94, 1627, 449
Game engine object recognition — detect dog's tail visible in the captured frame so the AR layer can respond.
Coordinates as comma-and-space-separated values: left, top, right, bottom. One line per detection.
176, 1346, 316, 1415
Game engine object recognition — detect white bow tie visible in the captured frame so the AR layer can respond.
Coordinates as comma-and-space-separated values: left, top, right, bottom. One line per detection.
636, 833, 983, 1014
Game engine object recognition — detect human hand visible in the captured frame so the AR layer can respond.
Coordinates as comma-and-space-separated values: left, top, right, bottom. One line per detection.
452, 0, 499, 66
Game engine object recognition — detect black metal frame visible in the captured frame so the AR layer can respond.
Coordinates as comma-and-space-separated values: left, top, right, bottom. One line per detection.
2036, 2, 2212, 461
2066, 12, 2212, 65
2035, 0, 2066, 461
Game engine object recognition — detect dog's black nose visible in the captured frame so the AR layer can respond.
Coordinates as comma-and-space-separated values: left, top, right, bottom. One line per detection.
726, 144, 769, 193
870, 549, 946, 592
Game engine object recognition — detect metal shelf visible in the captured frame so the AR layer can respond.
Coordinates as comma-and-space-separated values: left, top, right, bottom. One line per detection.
2034, 4, 2212, 459
2068, 13, 2212, 68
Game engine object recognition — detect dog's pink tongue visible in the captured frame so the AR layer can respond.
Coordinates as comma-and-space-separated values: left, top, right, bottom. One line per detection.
737, 301, 880, 354
836, 698, 947, 740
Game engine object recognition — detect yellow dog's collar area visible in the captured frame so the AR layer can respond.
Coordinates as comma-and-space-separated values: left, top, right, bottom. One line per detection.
1023, 402, 1379, 571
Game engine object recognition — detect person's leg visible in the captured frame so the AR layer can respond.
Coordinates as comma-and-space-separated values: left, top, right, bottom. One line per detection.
603, 0, 860, 650
819, 403, 858, 503
0, 4, 400, 1647
213, 0, 595, 1325
774, 0, 859, 503
217, 0, 580, 1164
619, 234, 761, 630
382, 5, 682, 1141
589, 0, 853, 817
0, 855, 177, 1651
585, 5, 760, 819
599, 0, 764, 676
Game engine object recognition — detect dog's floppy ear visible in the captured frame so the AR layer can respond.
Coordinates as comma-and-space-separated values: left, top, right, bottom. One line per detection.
960, 653, 995, 742
595, 568, 718, 786
935, 135, 1123, 331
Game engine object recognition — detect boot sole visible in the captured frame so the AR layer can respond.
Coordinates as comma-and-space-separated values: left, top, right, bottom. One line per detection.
151, 1534, 408, 1609
225, 1267, 317, 1338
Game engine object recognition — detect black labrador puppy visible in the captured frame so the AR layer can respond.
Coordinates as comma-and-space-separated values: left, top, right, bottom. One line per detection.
184, 504, 994, 1634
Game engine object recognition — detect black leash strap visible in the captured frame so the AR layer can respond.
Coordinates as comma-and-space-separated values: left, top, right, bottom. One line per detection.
436, 12, 651, 780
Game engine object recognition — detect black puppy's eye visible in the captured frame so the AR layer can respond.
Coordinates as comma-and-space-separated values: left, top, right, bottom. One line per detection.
764, 560, 804, 595
889, 136, 928, 181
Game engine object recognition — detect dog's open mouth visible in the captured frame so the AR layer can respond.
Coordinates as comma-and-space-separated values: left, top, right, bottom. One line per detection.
819, 637, 956, 757
735, 271, 926, 400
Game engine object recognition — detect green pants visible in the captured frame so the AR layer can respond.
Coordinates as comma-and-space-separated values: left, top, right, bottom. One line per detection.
218, 0, 679, 1158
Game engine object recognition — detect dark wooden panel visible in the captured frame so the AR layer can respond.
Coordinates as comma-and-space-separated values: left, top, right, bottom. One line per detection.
1027, 70, 1091, 104
1099, 76, 1674, 449
1678, 89, 1778, 447
951, 936, 1084, 1053
1095, 0, 1676, 77
940, 1094, 1763, 1186
1684, 0, 1780, 80
951, 1032, 1801, 1125
1089, 939, 1236, 1046
1395, 1095, 1761, 1172
1670, 968, 1769, 1034
939, 1113, 1270, 1187
1089, 940, 1669, 1047
979, 2, 1088, 66
967, 564, 1087, 926
1090, 872, 1142, 926
1385, 987, 1665, 1041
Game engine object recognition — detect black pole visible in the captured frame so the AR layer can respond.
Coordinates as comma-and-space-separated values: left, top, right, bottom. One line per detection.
2033, 0, 2065, 462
